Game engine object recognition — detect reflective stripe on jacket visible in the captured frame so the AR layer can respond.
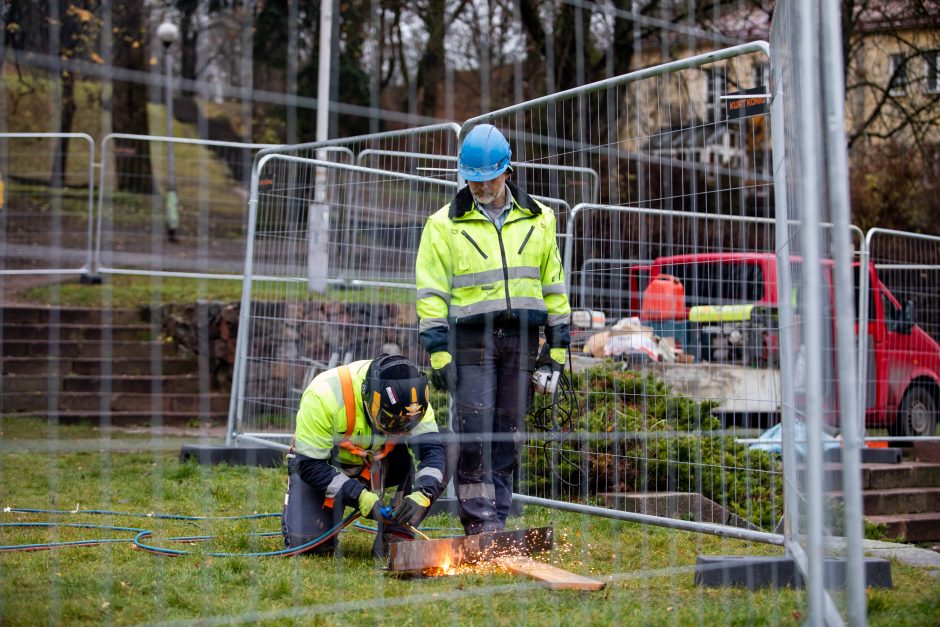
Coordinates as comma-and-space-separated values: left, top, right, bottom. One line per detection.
415, 181, 571, 354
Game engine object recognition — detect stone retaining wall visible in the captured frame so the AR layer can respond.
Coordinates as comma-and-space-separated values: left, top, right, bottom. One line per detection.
150, 301, 418, 393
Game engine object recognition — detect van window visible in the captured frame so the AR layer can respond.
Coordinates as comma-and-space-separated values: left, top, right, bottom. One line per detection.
660, 261, 765, 306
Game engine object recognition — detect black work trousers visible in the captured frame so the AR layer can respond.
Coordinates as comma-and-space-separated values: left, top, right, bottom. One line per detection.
453, 326, 538, 535
281, 443, 416, 555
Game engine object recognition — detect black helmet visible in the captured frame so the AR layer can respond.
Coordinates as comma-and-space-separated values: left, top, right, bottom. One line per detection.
362, 355, 429, 435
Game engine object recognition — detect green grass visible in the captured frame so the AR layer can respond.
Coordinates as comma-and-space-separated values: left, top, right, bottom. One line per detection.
18, 274, 416, 308
20, 274, 244, 308
1, 419, 938, 625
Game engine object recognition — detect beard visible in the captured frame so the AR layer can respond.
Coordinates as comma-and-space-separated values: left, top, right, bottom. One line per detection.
471, 184, 503, 206
471, 189, 498, 205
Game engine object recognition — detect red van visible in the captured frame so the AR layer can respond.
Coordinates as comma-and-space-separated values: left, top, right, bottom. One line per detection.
627, 252, 940, 437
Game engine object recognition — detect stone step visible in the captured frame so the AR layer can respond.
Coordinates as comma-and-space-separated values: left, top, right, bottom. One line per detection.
2, 410, 229, 427
2, 323, 153, 342
3, 374, 202, 395
864, 512, 940, 543
2, 356, 197, 376
820, 462, 940, 491
831, 487, 940, 516
1, 391, 230, 414
0, 306, 141, 326
1, 340, 186, 359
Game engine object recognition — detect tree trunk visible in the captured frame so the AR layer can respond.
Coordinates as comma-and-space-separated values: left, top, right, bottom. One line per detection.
52, 70, 75, 188
179, 2, 198, 97
416, 1, 445, 118
111, 0, 153, 193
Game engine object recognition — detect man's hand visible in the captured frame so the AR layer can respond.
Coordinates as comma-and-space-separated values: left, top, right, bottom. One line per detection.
533, 346, 566, 395
392, 491, 430, 525
429, 351, 456, 392
357, 490, 381, 520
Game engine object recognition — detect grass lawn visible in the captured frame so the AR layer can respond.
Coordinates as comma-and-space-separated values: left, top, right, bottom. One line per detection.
1, 418, 938, 625
19, 274, 416, 309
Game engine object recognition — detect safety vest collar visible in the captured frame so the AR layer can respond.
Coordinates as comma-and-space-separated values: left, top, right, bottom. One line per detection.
448, 180, 541, 220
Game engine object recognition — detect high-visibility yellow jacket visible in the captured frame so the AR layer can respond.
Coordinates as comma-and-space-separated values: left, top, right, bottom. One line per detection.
293, 360, 444, 506
415, 181, 571, 354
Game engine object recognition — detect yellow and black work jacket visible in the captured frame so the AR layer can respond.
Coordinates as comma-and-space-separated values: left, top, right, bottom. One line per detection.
292, 360, 445, 508
415, 181, 571, 354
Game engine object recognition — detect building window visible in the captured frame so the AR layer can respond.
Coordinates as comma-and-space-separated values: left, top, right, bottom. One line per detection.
752, 63, 768, 90
927, 51, 940, 94
889, 53, 907, 96
705, 68, 725, 122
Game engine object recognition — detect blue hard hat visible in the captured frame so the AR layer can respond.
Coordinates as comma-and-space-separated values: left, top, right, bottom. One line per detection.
458, 124, 512, 182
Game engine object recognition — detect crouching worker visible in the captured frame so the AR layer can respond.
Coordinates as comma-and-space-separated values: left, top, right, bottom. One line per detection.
282, 354, 452, 558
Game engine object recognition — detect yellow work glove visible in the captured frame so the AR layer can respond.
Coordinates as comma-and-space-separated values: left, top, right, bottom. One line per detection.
549, 348, 567, 366
429, 351, 455, 391
357, 489, 380, 519
430, 351, 452, 369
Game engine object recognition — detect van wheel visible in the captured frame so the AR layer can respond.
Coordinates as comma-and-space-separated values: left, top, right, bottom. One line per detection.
891, 386, 938, 437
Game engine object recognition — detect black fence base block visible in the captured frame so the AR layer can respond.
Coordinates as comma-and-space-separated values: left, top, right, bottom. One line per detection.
427, 496, 522, 518
695, 555, 893, 590
180, 444, 284, 467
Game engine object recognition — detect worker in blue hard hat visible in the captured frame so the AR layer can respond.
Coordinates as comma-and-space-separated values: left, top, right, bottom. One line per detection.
282, 354, 455, 558
415, 123, 571, 535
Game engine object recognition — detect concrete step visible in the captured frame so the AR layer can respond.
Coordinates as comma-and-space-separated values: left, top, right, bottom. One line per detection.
3, 323, 153, 342
831, 487, 940, 516
1, 410, 229, 427
821, 462, 940, 491
3, 374, 202, 395
1, 391, 230, 414
864, 512, 940, 543
1, 340, 186, 359
0, 306, 141, 326
2, 356, 197, 376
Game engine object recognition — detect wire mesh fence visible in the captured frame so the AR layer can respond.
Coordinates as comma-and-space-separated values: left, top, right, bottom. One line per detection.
862, 228, 940, 440
4, 2, 937, 623
771, 0, 868, 623
457, 43, 785, 544
0, 133, 96, 276
229, 124, 462, 449
95, 134, 276, 280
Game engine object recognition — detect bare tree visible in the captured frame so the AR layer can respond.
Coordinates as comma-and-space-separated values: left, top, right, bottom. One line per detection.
112, 0, 153, 193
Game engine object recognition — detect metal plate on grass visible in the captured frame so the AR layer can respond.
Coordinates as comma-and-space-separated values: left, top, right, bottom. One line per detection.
388, 526, 553, 573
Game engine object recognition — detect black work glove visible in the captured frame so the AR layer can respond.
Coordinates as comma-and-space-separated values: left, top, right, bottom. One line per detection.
533, 344, 566, 395
391, 491, 431, 525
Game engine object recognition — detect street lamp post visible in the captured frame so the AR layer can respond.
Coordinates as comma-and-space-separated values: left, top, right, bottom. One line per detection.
157, 20, 180, 242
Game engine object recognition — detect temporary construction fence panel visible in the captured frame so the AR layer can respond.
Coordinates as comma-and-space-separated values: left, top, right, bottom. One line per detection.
771, 0, 867, 624
0, 133, 96, 277
461, 41, 784, 546
95, 134, 279, 280
355, 150, 602, 208
862, 228, 940, 441
228, 124, 461, 449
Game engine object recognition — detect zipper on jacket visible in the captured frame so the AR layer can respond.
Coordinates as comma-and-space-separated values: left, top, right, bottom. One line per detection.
494, 225, 513, 314
517, 226, 535, 255
461, 230, 488, 259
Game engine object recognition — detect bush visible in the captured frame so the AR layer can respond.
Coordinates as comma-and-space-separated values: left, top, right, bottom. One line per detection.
522, 364, 784, 530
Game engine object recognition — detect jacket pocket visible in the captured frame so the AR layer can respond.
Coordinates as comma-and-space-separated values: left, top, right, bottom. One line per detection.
461, 230, 488, 259
517, 225, 536, 256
